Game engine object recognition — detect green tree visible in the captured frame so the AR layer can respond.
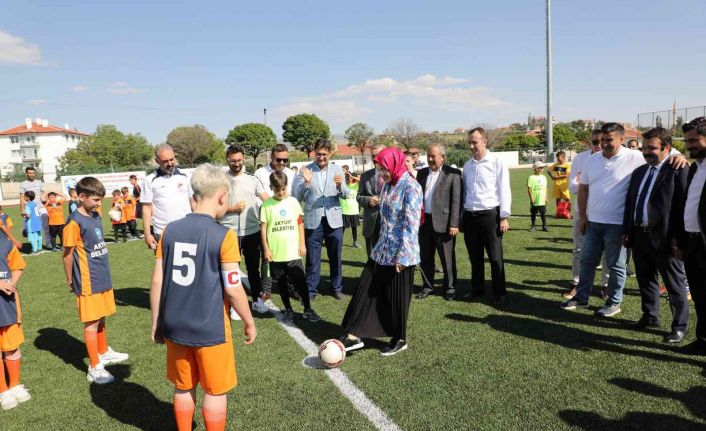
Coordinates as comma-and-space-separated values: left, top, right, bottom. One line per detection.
225, 123, 277, 164
166, 125, 224, 166
500, 134, 540, 151
282, 113, 331, 156
58, 124, 152, 174
655, 115, 663, 128
540, 124, 577, 150
388, 118, 421, 151
372, 134, 397, 148
344, 123, 375, 161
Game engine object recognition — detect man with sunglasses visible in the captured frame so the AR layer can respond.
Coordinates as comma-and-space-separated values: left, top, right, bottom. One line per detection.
254, 144, 296, 301
292, 138, 349, 300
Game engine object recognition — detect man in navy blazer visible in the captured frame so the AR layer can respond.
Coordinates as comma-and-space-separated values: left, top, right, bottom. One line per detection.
292, 138, 349, 300
622, 127, 689, 343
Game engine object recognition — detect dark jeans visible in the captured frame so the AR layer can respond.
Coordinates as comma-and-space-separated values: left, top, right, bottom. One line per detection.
113, 223, 127, 242
238, 232, 263, 301
48, 224, 64, 249
462, 208, 506, 297
684, 235, 706, 342
270, 260, 311, 311
305, 217, 343, 297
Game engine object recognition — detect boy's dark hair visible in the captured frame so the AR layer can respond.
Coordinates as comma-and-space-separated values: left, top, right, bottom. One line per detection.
69, 188, 76, 193
270, 171, 288, 190
556, 150, 566, 158
24, 191, 35, 200
48, 192, 57, 197
25, 166, 36, 173
226, 144, 245, 158
642, 127, 672, 149
76, 177, 106, 198
682, 116, 706, 137
112, 189, 121, 195
600, 122, 625, 136
121, 187, 129, 193
129, 174, 137, 180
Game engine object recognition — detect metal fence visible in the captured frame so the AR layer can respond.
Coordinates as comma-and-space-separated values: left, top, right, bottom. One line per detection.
636, 105, 706, 130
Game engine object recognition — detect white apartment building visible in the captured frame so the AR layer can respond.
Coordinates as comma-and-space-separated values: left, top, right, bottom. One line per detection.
0, 118, 89, 181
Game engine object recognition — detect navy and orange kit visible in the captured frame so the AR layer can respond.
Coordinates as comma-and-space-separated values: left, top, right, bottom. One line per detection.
0, 236, 27, 352
156, 213, 241, 394
63, 211, 116, 322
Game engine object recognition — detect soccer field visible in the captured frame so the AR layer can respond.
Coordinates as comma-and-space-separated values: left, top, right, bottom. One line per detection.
2, 168, 704, 431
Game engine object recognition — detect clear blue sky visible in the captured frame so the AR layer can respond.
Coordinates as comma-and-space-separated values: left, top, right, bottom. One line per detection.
1, 0, 705, 143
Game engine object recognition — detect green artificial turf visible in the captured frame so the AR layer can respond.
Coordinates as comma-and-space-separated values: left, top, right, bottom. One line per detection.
1, 169, 704, 430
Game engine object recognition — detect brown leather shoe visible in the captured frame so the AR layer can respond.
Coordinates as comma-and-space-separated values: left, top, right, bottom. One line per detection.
562, 287, 577, 299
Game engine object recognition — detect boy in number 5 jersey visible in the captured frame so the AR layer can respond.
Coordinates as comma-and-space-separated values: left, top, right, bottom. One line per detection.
150, 164, 256, 431
62, 177, 129, 385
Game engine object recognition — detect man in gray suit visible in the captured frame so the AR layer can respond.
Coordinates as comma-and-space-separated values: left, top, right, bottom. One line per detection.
356, 143, 386, 256
416, 144, 462, 301
292, 138, 349, 300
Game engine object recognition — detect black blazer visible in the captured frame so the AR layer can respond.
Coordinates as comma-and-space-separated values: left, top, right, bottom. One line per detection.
356, 168, 381, 238
675, 162, 706, 248
623, 159, 688, 250
416, 164, 462, 233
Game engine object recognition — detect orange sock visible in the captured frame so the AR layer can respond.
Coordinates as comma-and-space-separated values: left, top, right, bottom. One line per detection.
4, 358, 20, 388
83, 329, 100, 367
0, 358, 7, 392
202, 408, 227, 431
174, 397, 195, 431
97, 324, 108, 355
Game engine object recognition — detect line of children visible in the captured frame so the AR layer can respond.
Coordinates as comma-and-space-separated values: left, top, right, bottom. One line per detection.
62, 177, 128, 385
121, 187, 140, 239
150, 164, 256, 431
260, 171, 321, 323
43, 192, 66, 251
22, 192, 43, 254
110, 189, 129, 243
527, 161, 549, 232
0, 233, 29, 410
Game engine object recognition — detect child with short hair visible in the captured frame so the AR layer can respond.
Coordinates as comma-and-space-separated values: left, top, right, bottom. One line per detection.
0, 206, 22, 250
62, 177, 128, 385
22, 192, 42, 254
68, 188, 80, 213
121, 187, 140, 239
43, 192, 65, 251
110, 190, 128, 243
150, 164, 256, 431
527, 161, 549, 232
0, 234, 29, 410
260, 171, 321, 323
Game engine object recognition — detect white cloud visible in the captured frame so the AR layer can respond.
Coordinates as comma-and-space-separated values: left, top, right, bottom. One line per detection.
275, 74, 512, 126
0, 30, 46, 66
107, 82, 147, 95
27, 99, 46, 106
71, 85, 88, 92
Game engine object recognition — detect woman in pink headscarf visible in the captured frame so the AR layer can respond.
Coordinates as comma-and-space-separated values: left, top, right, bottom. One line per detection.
339, 147, 423, 356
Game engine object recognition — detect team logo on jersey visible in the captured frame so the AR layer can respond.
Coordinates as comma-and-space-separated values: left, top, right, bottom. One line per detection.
94, 228, 102, 239
279, 209, 287, 217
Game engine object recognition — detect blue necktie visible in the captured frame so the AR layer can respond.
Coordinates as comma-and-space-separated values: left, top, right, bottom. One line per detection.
635, 167, 656, 227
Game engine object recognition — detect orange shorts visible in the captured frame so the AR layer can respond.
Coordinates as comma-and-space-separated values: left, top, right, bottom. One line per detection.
166, 336, 237, 395
0, 324, 24, 352
76, 289, 116, 323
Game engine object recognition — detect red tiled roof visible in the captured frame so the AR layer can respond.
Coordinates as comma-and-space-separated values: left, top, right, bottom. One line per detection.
0, 122, 89, 136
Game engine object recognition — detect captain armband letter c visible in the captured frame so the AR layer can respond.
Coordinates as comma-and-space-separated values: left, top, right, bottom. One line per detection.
222, 269, 242, 289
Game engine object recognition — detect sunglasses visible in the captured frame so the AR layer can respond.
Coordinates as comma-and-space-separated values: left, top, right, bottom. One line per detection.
274, 158, 289, 163
591, 140, 600, 145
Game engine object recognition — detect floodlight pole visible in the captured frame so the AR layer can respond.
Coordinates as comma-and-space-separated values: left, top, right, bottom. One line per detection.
546, 0, 554, 162
263, 108, 267, 126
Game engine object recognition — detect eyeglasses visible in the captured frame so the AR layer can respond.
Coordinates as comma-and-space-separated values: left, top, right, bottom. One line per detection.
274, 158, 289, 163
315, 153, 329, 158
591, 140, 600, 145
227, 158, 244, 164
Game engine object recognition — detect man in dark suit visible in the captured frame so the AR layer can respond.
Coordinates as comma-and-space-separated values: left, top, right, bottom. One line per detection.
622, 127, 689, 343
357, 144, 386, 256
676, 117, 706, 355
416, 143, 462, 300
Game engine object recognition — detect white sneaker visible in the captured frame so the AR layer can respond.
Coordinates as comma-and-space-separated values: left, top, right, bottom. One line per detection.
0, 391, 18, 410
100, 347, 129, 365
263, 299, 276, 310
8, 384, 30, 403
251, 298, 269, 314
230, 307, 242, 321
87, 363, 115, 384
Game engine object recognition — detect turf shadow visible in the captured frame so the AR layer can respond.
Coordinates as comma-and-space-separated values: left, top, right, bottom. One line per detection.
505, 258, 572, 270
534, 237, 574, 244
445, 313, 705, 367
609, 377, 706, 420
34, 327, 87, 372
90, 364, 177, 431
558, 409, 705, 431
114, 287, 150, 309
524, 246, 572, 253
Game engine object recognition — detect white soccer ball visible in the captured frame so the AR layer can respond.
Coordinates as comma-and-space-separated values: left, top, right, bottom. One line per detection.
318, 339, 346, 368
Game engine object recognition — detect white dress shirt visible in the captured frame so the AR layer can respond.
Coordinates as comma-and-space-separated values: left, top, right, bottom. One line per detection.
634, 159, 665, 226
253, 164, 294, 204
569, 150, 592, 196
685, 159, 706, 233
423, 168, 441, 214
462, 151, 512, 218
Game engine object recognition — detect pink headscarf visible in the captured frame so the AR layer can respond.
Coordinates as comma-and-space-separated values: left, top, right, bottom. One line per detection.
374, 147, 408, 185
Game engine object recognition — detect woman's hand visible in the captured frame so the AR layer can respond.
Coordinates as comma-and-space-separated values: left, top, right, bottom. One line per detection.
395, 263, 405, 273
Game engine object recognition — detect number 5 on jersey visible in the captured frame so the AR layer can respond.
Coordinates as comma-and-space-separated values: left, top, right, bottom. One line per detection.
173, 242, 197, 286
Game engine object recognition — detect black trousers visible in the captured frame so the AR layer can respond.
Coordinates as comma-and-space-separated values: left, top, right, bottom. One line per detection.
631, 229, 688, 331
126, 219, 138, 237
238, 232, 263, 301
364, 222, 380, 257
270, 260, 310, 311
463, 208, 506, 297
684, 234, 706, 341
530, 205, 547, 227
48, 224, 64, 248
113, 223, 127, 242
419, 215, 457, 295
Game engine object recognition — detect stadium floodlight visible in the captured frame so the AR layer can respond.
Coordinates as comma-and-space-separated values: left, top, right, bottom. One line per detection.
546, 0, 553, 162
